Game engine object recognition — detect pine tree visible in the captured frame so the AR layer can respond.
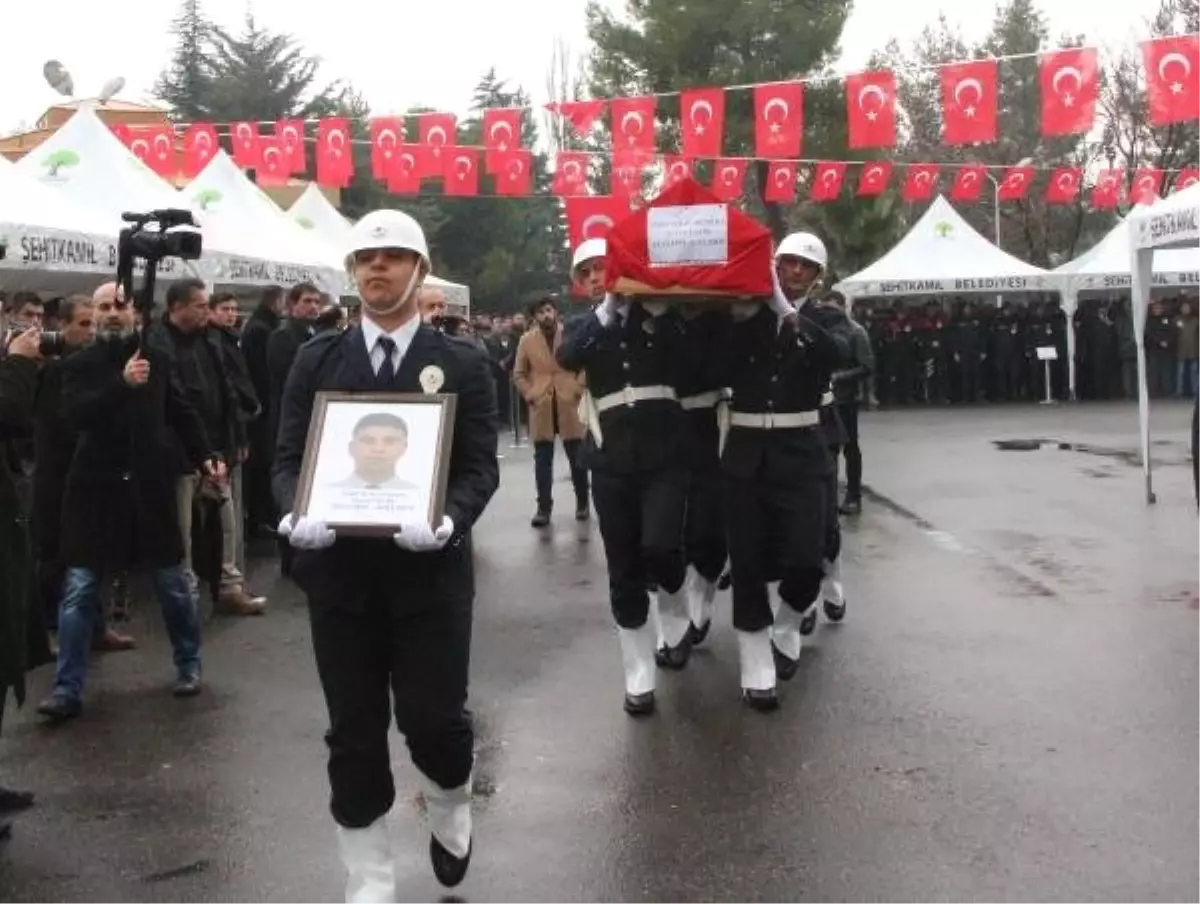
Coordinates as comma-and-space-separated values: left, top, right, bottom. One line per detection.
154, 0, 214, 119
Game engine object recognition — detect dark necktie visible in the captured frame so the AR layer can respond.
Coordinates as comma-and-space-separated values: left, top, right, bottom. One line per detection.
375, 336, 397, 386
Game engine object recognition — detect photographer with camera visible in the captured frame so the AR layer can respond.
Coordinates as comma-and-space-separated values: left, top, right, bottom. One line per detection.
1, 325, 47, 836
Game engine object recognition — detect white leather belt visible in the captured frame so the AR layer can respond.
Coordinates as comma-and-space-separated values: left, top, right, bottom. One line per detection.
729, 410, 820, 429
594, 385, 678, 414
680, 389, 731, 410
820, 390, 834, 406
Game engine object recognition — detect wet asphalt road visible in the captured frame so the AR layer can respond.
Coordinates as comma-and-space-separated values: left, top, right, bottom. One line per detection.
0, 401, 1196, 902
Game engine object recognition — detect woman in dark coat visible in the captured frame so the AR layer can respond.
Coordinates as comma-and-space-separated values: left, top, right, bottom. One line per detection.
0, 330, 50, 836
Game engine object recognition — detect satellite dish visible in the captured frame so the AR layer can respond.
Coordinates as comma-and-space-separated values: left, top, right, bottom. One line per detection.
98, 76, 125, 104
42, 60, 74, 97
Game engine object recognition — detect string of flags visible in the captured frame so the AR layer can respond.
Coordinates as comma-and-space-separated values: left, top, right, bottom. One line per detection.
112, 34, 1197, 214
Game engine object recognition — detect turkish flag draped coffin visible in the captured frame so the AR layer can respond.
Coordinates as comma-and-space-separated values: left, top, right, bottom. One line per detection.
604, 177, 773, 298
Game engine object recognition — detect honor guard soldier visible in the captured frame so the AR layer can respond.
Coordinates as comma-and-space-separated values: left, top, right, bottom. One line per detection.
558, 238, 694, 717
273, 210, 500, 899
716, 232, 840, 710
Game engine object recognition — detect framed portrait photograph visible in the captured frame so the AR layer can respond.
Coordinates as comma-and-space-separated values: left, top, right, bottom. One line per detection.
294, 391, 457, 536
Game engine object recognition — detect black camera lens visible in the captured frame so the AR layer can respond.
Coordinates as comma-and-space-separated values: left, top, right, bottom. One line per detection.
39, 331, 67, 356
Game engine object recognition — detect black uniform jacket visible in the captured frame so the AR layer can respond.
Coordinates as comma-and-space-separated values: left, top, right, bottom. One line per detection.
272, 323, 500, 607
558, 303, 690, 474
713, 305, 839, 482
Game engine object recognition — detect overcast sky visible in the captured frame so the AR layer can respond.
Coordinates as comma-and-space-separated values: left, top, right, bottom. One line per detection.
0, 0, 1169, 134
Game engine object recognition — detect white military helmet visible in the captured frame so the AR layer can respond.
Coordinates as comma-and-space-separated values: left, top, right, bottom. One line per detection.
775, 231, 828, 270
571, 237, 607, 273
344, 209, 431, 275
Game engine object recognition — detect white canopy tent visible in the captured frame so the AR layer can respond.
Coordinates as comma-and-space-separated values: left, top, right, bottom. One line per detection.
182, 150, 345, 294
0, 154, 120, 291
835, 195, 1054, 300
1128, 183, 1200, 504
286, 184, 472, 312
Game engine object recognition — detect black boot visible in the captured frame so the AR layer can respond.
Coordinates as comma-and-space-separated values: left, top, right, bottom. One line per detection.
741, 687, 780, 712
0, 787, 34, 815
623, 690, 656, 716
531, 506, 551, 528
575, 495, 590, 521
430, 836, 471, 888
839, 495, 862, 515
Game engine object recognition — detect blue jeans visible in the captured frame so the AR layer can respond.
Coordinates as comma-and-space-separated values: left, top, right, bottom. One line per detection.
52, 565, 201, 703
1177, 359, 1199, 398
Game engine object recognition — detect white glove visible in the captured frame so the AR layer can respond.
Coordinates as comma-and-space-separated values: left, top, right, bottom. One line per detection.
278, 513, 336, 550
393, 515, 454, 553
642, 300, 668, 317
768, 266, 797, 318
594, 294, 629, 327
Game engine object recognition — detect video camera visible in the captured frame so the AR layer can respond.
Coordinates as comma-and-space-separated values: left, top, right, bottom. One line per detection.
115, 208, 202, 330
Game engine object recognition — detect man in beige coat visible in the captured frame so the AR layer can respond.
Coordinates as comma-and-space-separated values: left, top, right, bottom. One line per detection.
513, 296, 590, 527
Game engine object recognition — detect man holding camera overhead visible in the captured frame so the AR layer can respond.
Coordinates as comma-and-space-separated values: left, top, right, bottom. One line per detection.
35, 279, 222, 721
273, 209, 499, 899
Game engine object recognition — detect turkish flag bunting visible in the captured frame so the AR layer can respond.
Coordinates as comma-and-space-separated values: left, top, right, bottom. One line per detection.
564, 195, 631, 250
710, 158, 746, 201
552, 152, 590, 196
386, 145, 426, 194
275, 119, 306, 173
183, 124, 218, 178
845, 71, 897, 148
941, 60, 998, 145
856, 161, 892, 196
443, 148, 479, 196
754, 82, 803, 159
611, 149, 645, 202
610, 96, 656, 154
764, 161, 797, 203
143, 126, 177, 177
680, 88, 725, 158
1039, 48, 1099, 136
370, 117, 405, 180
419, 112, 458, 159
950, 165, 987, 202
662, 156, 694, 190
810, 161, 847, 201
1141, 36, 1199, 125
901, 164, 940, 202
493, 150, 533, 196
1175, 168, 1200, 192
110, 122, 132, 146
1045, 167, 1082, 204
997, 165, 1035, 201
1091, 169, 1124, 209
1129, 168, 1164, 204
316, 118, 353, 188
229, 121, 260, 168
483, 108, 524, 173
547, 100, 607, 136
257, 138, 290, 186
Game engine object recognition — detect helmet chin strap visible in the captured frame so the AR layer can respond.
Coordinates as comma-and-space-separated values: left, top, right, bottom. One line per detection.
361, 266, 424, 318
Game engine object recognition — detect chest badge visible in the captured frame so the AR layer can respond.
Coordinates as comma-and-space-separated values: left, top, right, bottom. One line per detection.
419, 365, 445, 395
641, 318, 655, 335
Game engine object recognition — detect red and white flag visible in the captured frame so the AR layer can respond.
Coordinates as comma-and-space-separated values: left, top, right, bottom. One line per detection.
1129, 168, 1164, 205
1174, 168, 1200, 192
182, 124, 218, 178
547, 100, 607, 137
1045, 167, 1082, 204
564, 195, 630, 249
661, 156, 693, 190
257, 138, 290, 186
754, 82, 803, 159
552, 152, 590, 196
941, 60, 999, 145
1141, 36, 1199, 126
386, 146, 427, 194
710, 158, 746, 201
764, 161, 797, 203
1039, 48, 1099, 136
610, 96, 656, 154
610, 149, 645, 202
856, 160, 892, 196
1091, 169, 1124, 209
229, 121, 260, 168
483, 108, 524, 173
810, 161, 847, 201
443, 148, 479, 196
845, 71, 897, 148
419, 112, 458, 160
950, 165, 987, 202
901, 164, 940, 202
997, 165, 1035, 201
493, 150, 533, 196
370, 117, 404, 181
316, 118, 353, 187
680, 88, 725, 159
275, 119, 306, 173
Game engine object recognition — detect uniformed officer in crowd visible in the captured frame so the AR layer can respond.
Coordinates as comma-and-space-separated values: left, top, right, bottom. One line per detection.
714, 232, 840, 710
273, 209, 500, 899
557, 238, 693, 716
951, 299, 986, 403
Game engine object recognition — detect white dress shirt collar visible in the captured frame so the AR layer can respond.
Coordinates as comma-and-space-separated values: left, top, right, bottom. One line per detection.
361, 313, 421, 374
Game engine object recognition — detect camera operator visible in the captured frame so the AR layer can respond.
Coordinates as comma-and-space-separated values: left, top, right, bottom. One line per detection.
1, 326, 47, 835
147, 279, 263, 616
31, 292, 136, 653
2, 292, 45, 336
35, 281, 222, 721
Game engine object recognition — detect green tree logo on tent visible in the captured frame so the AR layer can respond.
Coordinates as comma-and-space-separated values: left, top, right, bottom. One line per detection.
42, 149, 80, 177
296, 216, 315, 229
934, 221, 953, 238
194, 188, 222, 210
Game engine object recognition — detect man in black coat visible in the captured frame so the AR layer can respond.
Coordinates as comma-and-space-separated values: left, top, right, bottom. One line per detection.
35, 292, 223, 721
557, 237, 694, 717
240, 285, 283, 534
273, 210, 499, 897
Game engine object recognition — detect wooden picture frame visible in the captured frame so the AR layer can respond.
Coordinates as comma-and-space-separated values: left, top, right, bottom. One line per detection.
293, 391, 457, 537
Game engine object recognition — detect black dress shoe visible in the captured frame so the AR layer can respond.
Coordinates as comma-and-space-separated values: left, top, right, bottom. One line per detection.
575, 502, 590, 521
839, 496, 862, 515
0, 819, 10, 842
623, 691, 656, 716
36, 695, 81, 722
654, 632, 693, 670
173, 674, 202, 698
771, 641, 799, 681
688, 619, 711, 646
430, 835, 471, 888
741, 687, 780, 711
0, 787, 34, 815
531, 508, 551, 528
